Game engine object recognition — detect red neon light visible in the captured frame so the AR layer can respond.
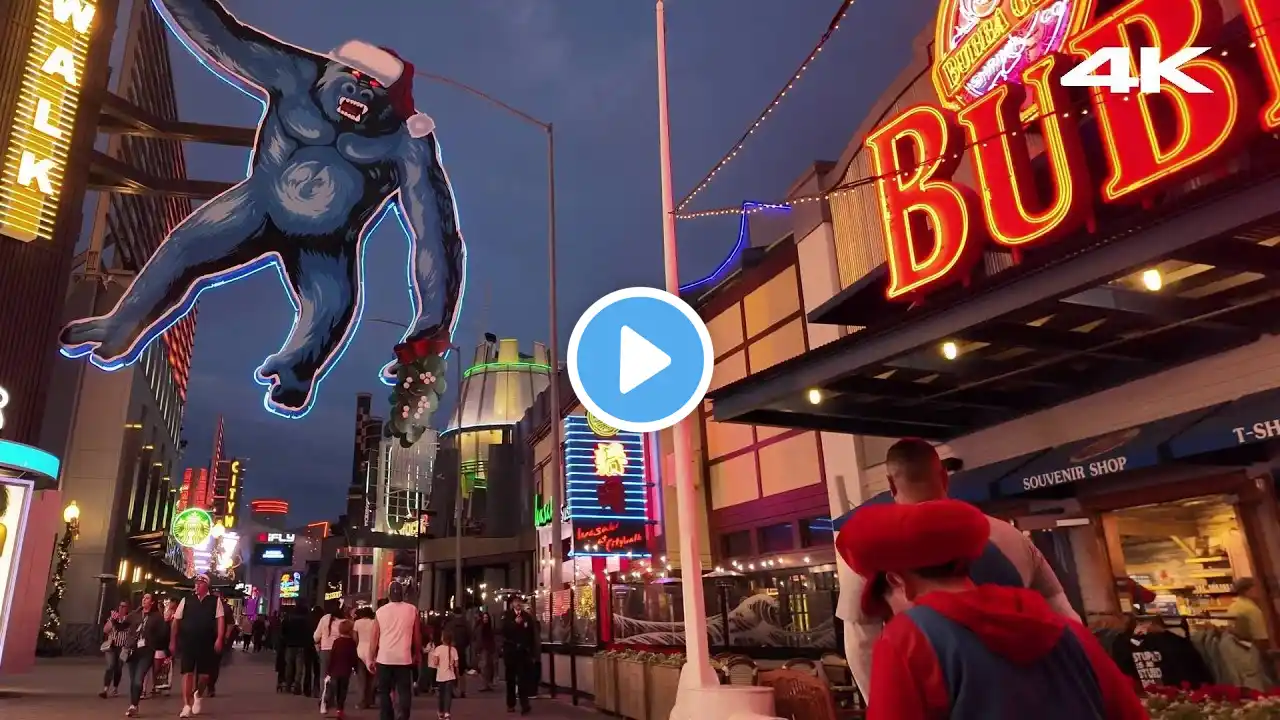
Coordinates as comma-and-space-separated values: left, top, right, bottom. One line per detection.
866, 105, 984, 301
957, 54, 1092, 248
251, 499, 289, 514
1068, 0, 1257, 202
1243, 0, 1280, 131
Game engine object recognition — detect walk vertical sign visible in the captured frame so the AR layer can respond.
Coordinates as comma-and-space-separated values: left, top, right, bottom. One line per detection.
0, 0, 97, 243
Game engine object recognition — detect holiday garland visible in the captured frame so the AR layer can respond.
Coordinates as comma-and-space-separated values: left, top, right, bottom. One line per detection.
40, 528, 72, 644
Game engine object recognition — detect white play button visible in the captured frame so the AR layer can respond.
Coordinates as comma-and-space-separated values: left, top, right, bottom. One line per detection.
618, 325, 671, 394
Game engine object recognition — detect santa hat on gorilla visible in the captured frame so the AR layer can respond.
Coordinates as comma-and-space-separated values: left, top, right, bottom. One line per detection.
329, 40, 436, 138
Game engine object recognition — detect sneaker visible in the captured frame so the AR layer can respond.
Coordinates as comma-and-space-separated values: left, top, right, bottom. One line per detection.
111, 687, 120, 697
191, 693, 202, 715
320, 701, 328, 715
100, 689, 109, 699
179, 706, 192, 718
126, 706, 138, 717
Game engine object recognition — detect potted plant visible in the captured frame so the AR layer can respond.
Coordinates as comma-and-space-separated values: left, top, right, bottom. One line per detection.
645, 651, 685, 720
1144, 685, 1280, 719
594, 649, 620, 714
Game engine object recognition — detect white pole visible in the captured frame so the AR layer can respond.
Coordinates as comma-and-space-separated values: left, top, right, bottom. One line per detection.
656, 0, 719, 693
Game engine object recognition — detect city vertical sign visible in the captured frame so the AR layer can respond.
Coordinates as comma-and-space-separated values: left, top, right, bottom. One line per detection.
0, 0, 97, 243
870, 0, 1280, 300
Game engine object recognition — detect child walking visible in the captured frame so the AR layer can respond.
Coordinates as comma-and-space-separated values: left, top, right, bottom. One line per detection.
428, 629, 460, 720
323, 620, 359, 719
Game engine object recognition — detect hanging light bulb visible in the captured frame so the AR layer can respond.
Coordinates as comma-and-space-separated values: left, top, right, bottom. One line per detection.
941, 341, 959, 360
1141, 268, 1163, 292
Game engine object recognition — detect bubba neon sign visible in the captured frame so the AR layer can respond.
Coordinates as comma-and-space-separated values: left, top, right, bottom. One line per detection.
874, 0, 1280, 301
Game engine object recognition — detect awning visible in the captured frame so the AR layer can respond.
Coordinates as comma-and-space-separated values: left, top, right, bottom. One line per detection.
1165, 387, 1280, 459
993, 406, 1220, 499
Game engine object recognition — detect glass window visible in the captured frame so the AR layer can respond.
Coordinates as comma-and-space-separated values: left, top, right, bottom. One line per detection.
800, 517, 834, 548
759, 523, 794, 554
721, 530, 752, 559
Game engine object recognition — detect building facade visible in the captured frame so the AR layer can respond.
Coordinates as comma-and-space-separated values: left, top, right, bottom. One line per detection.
0, 0, 127, 670
708, 0, 1280, 677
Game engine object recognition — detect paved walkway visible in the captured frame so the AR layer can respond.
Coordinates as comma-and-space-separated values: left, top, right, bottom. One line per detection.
0, 653, 595, 720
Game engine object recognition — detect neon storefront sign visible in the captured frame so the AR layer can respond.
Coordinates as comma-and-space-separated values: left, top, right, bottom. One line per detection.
872, 0, 1280, 300
563, 415, 651, 557
172, 508, 213, 548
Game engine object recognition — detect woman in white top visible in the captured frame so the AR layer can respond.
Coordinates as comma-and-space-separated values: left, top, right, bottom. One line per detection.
351, 606, 378, 709
428, 629, 460, 719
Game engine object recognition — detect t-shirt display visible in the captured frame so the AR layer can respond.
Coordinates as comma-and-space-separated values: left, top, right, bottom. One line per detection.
1111, 629, 1212, 689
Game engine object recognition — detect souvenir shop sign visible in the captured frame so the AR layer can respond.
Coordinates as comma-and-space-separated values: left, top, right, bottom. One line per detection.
572, 519, 647, 556
871, 0, 1280, 301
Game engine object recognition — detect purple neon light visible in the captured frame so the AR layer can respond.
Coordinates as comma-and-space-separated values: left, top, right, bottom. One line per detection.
680, 201, 790, 294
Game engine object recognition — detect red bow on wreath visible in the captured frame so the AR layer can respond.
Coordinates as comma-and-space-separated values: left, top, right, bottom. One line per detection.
393, 337, 452, 365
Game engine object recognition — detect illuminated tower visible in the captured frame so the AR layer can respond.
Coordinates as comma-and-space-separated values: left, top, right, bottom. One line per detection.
433, 337, 551, 536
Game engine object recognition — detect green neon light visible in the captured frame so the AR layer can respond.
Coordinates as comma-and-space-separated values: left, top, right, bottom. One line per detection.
172, 507, 213, 548
463, 361, 552, 379
534, 495, 553, 527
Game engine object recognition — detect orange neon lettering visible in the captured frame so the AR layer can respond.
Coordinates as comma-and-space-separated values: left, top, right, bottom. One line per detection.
866, 105, 984, 300
1068, 0, 1257, 203
957, 54, 1091, 248
1243, 0, 1280, 130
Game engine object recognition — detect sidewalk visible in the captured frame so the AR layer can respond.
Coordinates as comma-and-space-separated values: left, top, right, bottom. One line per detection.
0, 653, 596, 720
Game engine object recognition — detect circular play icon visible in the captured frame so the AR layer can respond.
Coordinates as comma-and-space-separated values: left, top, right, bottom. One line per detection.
567, 287, 714, 434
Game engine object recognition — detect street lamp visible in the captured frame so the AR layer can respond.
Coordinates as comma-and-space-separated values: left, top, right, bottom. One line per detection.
63, 500, 80, 539
38, 501, 82, 653
411, 71, 566, 600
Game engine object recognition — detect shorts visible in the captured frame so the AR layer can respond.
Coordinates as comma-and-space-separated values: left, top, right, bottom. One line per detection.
154, 650, 166, 660
179, 646, 218, 676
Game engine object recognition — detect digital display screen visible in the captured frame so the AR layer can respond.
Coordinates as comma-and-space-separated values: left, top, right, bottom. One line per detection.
254, 543, 294, 566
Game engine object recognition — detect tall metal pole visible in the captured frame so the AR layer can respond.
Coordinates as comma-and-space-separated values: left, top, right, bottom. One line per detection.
545, 124, 564, 598
656, 0, 718, 691
411, 70, 563, 599
454, 351, 464, 608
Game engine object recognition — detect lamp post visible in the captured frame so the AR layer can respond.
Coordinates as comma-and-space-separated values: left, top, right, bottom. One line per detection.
38, 501, 82, 654
655, 0, 720, 695
412, 71, 565, 599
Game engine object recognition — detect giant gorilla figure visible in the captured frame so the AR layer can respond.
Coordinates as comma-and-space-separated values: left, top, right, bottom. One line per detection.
61, 0, 463, 442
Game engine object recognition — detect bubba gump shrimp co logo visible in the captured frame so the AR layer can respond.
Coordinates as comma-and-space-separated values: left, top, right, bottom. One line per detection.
868, 0, 1280, 302
933, 0, 1096, 112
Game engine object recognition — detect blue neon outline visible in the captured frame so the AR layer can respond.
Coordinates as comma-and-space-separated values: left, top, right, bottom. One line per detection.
0, 440, 61, 478
679, 201, 791, 293
62, 1, 469, 417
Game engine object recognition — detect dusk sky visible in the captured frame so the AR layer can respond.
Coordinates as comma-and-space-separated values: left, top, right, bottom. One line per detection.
142, 0, 937, 522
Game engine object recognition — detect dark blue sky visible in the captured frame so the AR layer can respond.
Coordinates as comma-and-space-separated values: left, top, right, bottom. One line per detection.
161, 0, 936, 522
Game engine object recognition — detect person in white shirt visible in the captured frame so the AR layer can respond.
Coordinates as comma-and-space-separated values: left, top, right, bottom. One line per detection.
371, 582, 421, 720
836, 438, 1080, 705
428, 630, 460, 719
313, 602, 342, 711
352, 606, 378, 708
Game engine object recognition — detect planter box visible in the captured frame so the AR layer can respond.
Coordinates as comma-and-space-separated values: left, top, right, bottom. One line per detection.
646, 662, 682, 720
594, 656, 618, 714
616, 659, 649, 720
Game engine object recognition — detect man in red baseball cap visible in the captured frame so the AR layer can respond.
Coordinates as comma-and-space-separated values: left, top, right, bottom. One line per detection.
837, 499, 1147, 720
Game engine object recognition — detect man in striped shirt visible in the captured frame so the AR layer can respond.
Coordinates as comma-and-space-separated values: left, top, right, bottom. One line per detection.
836, 438, 1080, 703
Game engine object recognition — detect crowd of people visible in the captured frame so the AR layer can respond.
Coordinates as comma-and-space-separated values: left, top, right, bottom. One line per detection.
98, 572, 543, 719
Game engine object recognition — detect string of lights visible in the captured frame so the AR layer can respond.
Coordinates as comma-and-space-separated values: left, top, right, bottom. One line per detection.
674, 20, 1280, 221
674, 0, 855, 213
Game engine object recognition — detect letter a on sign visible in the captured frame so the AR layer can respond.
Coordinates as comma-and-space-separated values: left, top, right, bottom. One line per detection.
866, 105, 984, 300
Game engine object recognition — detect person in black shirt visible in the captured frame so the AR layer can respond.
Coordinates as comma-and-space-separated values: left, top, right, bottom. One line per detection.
499, 596, 537, 714
170, 573, 225, 718
282, 604, 313, 694
1111, 617, 1212, 690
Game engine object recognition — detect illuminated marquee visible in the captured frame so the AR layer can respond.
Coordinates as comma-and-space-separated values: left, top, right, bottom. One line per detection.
563, 415, 650, 557
0, 0, 97, 243
874, 0, 1280, 300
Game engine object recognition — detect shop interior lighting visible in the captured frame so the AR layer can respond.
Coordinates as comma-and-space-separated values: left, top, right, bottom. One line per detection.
807, 388, 822, 405
1141, 268, 1163, 292
941, 341, 959, 361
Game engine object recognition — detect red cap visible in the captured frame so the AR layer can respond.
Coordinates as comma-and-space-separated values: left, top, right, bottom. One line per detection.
836, 499, 988, 618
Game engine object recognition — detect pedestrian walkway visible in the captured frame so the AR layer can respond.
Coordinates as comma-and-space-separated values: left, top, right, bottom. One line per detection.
0, 653, 595, 720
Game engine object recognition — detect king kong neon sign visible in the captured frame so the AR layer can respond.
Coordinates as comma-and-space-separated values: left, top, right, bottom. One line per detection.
871, 0, 1280, 301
